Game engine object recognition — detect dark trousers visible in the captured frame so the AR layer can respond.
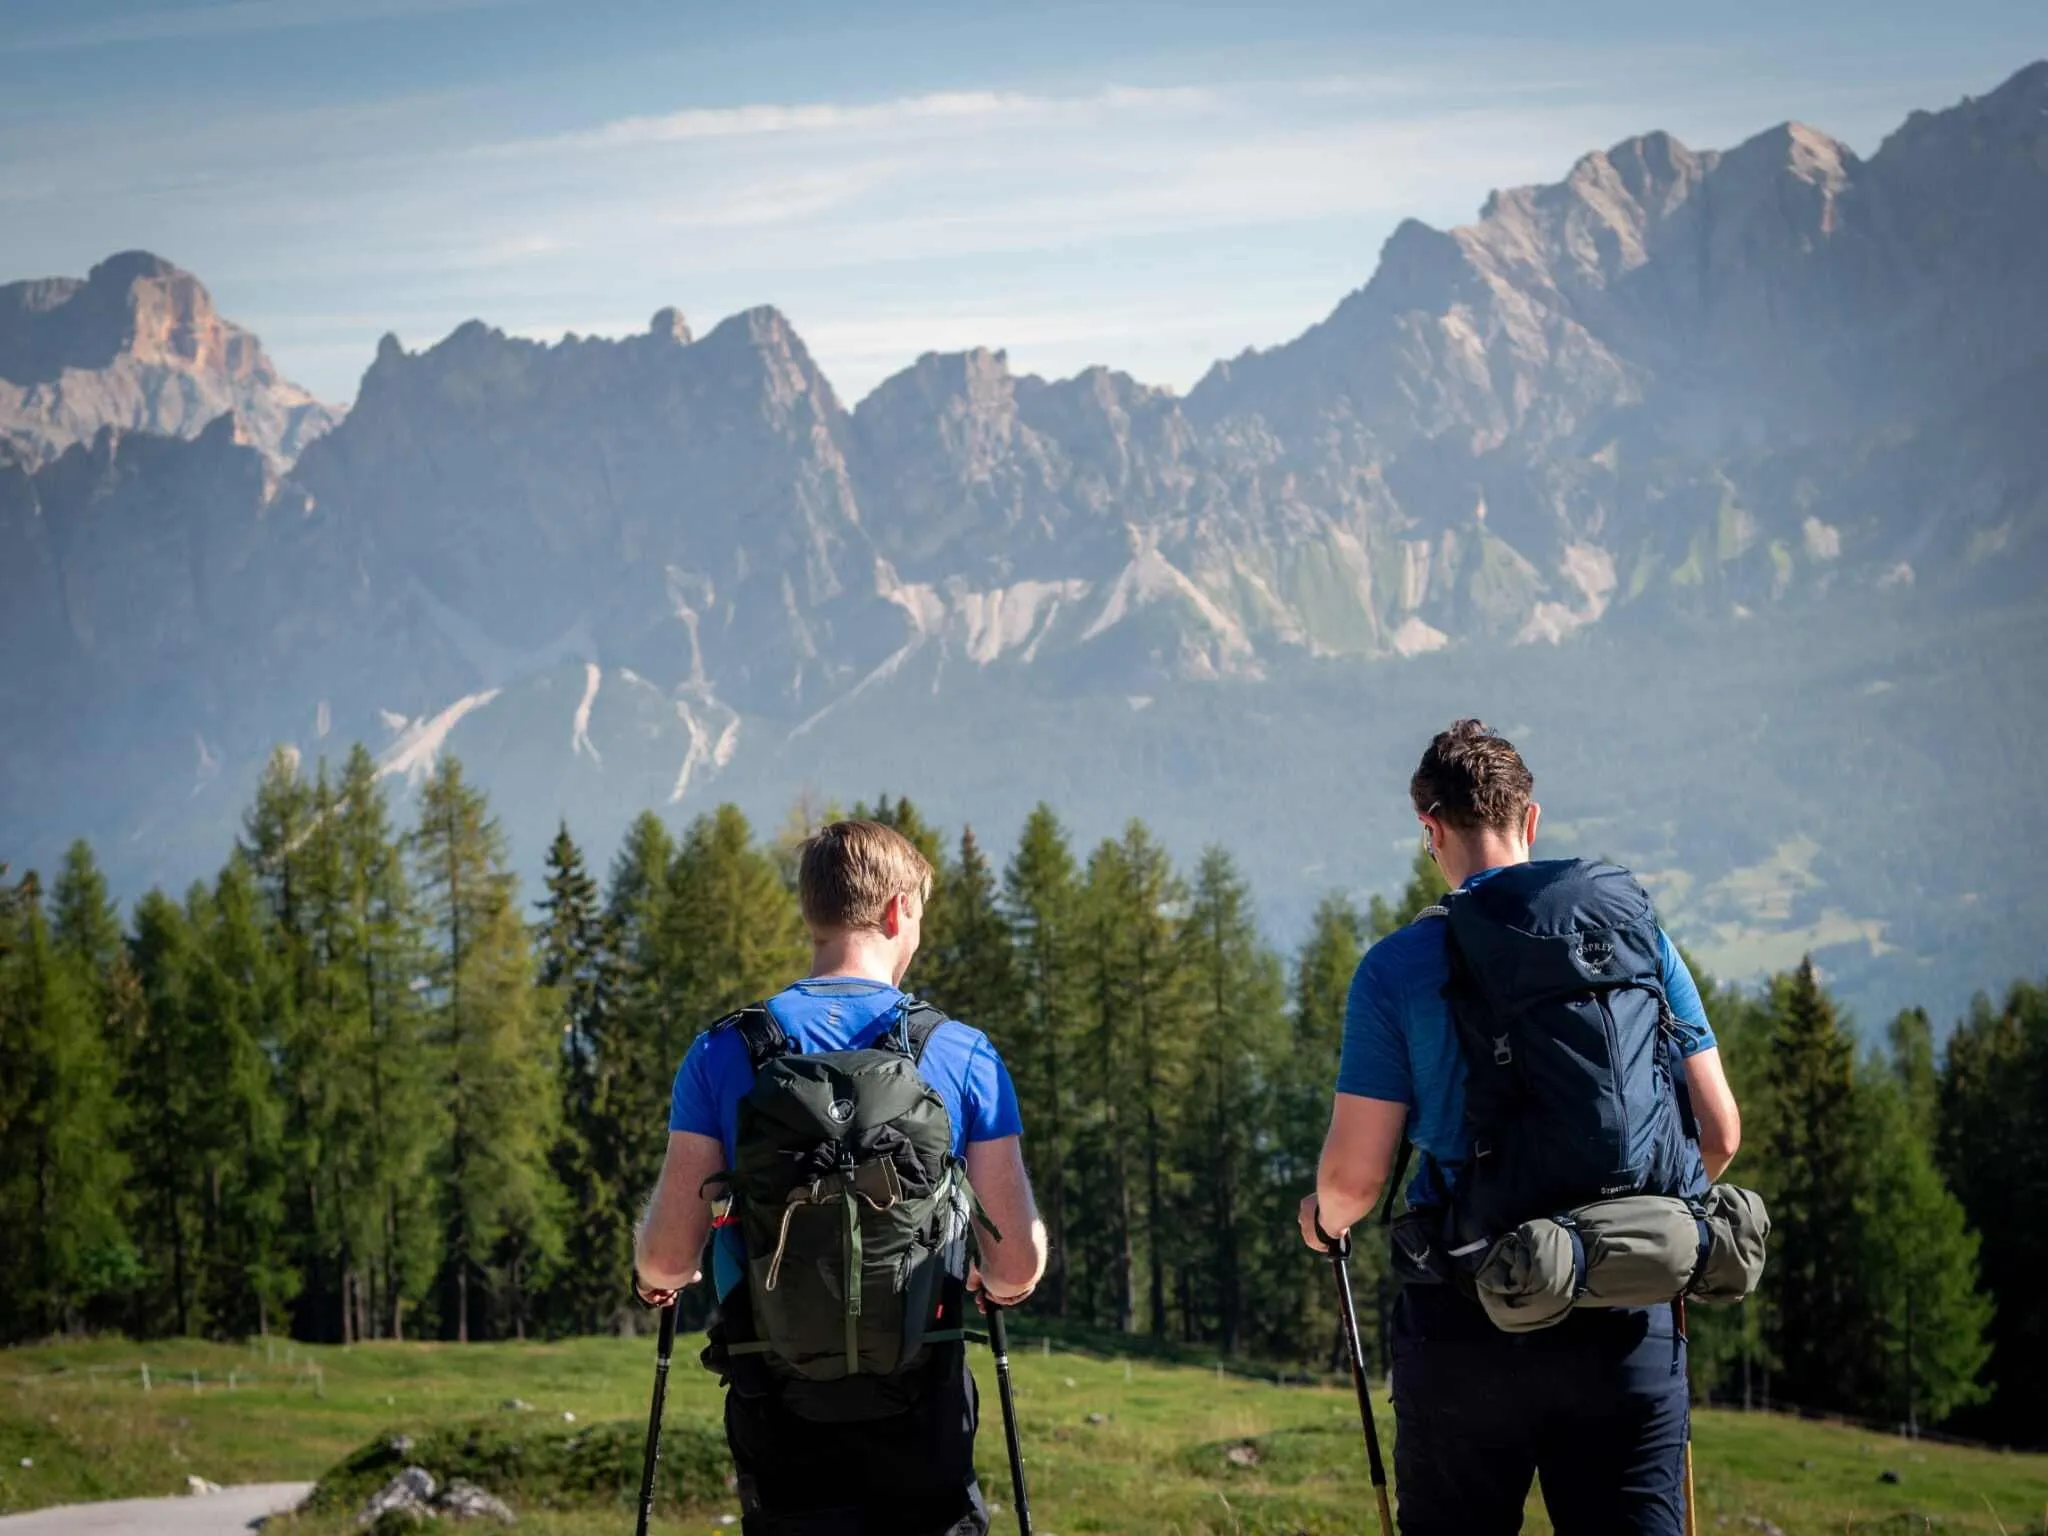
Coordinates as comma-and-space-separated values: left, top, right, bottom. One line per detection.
722, 1354, 989, 1536
1389, 1286, 1690, 1536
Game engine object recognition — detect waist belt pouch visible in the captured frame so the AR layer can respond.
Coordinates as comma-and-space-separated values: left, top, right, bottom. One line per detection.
1474, 1185, 1771, 1333
1691, 1184, 1770, 1303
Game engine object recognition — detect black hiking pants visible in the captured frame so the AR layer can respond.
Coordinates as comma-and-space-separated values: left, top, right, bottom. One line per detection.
1389, 1285, 1689, 1536
722, 1351, 989, 1536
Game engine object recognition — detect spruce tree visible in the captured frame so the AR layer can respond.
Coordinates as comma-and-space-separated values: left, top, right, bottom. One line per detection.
1938, 980, 2048, 1444
920, 826, 1018, 1030
538, 822, 632, 1334
411, 757, 561, 1340
1763, 958, 1868, 1411
1002, 805, 1083, 1318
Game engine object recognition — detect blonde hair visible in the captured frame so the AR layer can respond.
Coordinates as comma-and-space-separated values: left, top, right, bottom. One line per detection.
797, 820, 933, 932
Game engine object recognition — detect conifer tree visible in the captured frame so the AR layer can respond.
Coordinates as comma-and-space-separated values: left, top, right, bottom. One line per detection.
1855, 1071, 1991, 1430
538, 822, 632, 1334
1939, 980, 2048, 1444
920, 826, 1017, 1029
185, 859, 296, 1336
411, 757, 560, 1340
1282, 893, 1369, 1366
662, 804, 807, 1029
0, 875, 131, 1337
125, 888, 208, 1334
336, 745, 438, 1340
1177, 847, 1285, 1354
1076, 823, 1188, 1334
1002, 806, 1083, 1317
1763, 958, 1870, 1410
606, 812, 680, 1223
1888, 1006, 1939, 1146
51, 841, 123, 996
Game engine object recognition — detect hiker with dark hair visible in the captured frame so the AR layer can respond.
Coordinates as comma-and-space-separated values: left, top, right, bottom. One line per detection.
636, 818, 1049, 1536
1298, 720, 1743, 1536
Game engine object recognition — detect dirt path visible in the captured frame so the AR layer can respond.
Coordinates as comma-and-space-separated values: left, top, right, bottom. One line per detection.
0, 1483, 312, 1535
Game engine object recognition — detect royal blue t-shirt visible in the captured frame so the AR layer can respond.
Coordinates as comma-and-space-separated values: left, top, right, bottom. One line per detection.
1335, 866, 1717, 1207
669, 976, 1024, 1297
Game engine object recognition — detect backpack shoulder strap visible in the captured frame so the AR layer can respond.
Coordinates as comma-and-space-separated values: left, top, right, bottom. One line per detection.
1415, 903, 1450, 922
715, 1003, 790, 1071
895, 996, 952, 1063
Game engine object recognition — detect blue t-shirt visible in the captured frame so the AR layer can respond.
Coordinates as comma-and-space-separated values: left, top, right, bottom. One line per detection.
669, 976, 1024, 1296
1335, 867, 1716, 1207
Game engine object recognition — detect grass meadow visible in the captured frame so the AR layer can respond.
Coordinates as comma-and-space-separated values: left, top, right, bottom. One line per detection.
2, 1331, 2043, 1534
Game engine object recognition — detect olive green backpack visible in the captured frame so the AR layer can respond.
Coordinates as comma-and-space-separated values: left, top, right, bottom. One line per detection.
710, 996, 981, 1421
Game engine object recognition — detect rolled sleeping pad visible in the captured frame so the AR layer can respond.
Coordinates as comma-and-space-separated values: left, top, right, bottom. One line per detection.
1473, 1184, 1769, 1334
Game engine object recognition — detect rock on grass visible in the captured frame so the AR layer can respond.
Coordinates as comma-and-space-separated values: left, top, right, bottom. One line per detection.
306, 1417, 728, 1520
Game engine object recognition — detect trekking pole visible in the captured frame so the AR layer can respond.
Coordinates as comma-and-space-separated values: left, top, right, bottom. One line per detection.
634, 1299, 679, 1536
1677, 1297, 1698, 1536
1316, 1212, 1393, 1536
985, 1302, 1035, 1535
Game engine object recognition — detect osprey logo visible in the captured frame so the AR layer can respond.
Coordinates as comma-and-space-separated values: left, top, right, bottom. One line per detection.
1579, 937, 1615, 970
826, 1099, 856, 1125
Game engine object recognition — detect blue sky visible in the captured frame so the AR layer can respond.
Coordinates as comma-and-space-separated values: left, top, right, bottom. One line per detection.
1, 0, 2038, 407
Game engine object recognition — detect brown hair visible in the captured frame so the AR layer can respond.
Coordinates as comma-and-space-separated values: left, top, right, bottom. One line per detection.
797, 819, 933, 932
1410, 719, 1534, 832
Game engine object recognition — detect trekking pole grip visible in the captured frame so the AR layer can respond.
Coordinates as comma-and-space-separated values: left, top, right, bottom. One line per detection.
1313, 1206, 1353, 1258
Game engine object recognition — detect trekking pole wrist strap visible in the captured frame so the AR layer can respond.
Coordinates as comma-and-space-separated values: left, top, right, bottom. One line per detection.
1314, 1206, 1352, 1257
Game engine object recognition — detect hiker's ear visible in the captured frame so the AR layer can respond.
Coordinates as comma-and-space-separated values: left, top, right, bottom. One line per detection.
880, 893, 904, 938
1523, 801, 1541, 848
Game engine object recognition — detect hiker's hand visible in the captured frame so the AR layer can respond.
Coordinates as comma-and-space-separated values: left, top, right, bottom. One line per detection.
1300, 1193, 1343, 1253
968, 1262, 1035, 1312
633, 1269, 688, 1308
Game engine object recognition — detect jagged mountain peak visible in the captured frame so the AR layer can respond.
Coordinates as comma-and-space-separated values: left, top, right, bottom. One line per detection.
0, 248, 340, 470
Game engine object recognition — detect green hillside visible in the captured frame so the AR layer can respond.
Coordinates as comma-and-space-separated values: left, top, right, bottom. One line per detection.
3, 1334, 2042, 1534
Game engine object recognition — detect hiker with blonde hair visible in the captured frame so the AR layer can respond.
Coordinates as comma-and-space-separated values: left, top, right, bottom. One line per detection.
637, 818, 1048, 1535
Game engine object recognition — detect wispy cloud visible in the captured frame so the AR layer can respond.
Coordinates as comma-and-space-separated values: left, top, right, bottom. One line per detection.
509, 84, 1218, 153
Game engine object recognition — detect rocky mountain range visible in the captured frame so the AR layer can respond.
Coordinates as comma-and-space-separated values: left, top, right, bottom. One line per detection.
3, 62, 2044, 1023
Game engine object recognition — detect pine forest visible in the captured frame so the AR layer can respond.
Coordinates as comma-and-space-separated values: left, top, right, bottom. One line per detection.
2, 746, 2043, 1451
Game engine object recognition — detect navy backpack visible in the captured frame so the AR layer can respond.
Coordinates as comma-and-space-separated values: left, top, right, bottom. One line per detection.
1427, 859, 1708, 1251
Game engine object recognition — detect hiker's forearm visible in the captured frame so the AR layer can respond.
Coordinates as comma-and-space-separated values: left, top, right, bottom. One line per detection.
965, 1134, 1048, 1297
1314, 1173, 1384, 1236
1684, 1048, 1742, 1179
1313, 1093, 1409, 1236
635, 1130, 722, 1289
